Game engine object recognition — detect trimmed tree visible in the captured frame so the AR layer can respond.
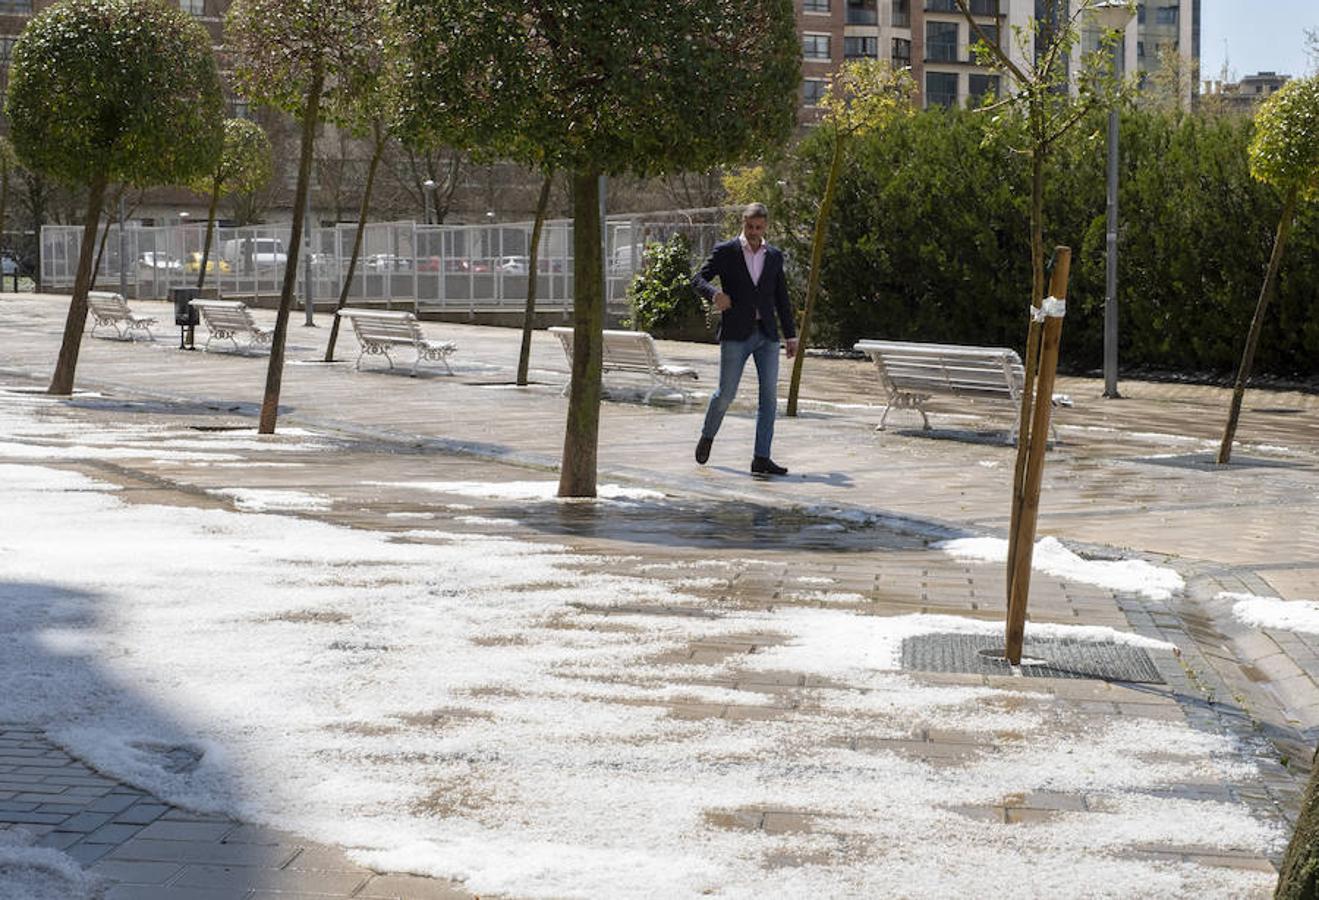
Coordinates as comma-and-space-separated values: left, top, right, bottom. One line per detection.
784, 59, 913, 417
953, 0, 1129, 661
396, 0, 800, 496
193, 119, 273, 291
516, 171, 555, 386
226, 0, 383, 433
1217, 75, 1319, 465
322, 3, 396, 363
6, 0, 223, 395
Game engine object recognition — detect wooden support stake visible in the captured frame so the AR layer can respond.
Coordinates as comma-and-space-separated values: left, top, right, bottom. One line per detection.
1005, 247, 1071, 665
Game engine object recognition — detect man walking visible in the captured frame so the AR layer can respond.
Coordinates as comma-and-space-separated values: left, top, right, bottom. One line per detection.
691, 203, 798, 476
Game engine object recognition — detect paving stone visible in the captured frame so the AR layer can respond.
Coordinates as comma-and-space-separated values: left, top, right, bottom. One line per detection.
32, 830, 84, 850
283, 845, 372, 872
0, 810, 69, 825
172, 863, 368, 894
355, 874, 475, 899
134, 820, 235, 842
88, 793, 143, 814
85, 822, 146, 844
65, 841, 115, 864
57, 810, 115, 832
89, 859, 185, 885
108, 838, 299, 867
106, 886, 245, 900
115, 803, 169, 826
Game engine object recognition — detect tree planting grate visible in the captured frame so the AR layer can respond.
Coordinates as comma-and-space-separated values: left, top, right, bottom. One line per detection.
901, 633, 1165, 683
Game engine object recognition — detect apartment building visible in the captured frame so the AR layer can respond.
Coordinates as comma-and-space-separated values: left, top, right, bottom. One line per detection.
796, 0, 1201, 114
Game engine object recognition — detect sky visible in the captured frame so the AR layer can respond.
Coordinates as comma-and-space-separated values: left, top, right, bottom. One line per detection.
1199, 0, 1317, 82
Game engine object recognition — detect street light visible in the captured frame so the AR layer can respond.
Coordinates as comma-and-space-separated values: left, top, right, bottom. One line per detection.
1089, 0, 1135, 399
421, 178, 437, 225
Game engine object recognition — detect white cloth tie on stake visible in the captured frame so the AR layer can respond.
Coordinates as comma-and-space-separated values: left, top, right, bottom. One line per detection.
1029, 296, 1067, 321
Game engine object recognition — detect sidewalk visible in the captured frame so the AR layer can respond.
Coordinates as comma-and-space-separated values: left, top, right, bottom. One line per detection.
1, 292, 1316, 898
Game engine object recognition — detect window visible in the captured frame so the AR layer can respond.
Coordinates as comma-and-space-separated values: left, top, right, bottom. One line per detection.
926, 0, 957, 11
892, 37, 912, 67
803, 0, 829, 12
967, 73, 1000, 101
1137, 3, 1146, 24
926, 72, 958, 108
802, 34, 831, 60
1155, 5, 1177, 25
179, 0, 204, 13
1137, 41, 1144, 58
0, 36, 14, 66
969, 0, 998, 14
926, 21, 958, 62
892, 0, 910, 27
803, 78, 827, 106
845, 36, 879, 58
0, 0, 32, 12
846, 0, 878, 24
971, 23, 998, 51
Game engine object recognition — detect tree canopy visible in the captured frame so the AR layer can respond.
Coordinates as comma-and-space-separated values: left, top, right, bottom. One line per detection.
1248, 75, 1319, 201
7, 0, 224, 188
393, 0, 800, 176
225, 0, 382, 124
196, 117, 273, 198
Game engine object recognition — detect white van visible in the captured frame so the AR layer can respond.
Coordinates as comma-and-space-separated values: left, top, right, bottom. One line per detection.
221, 237, 288, 272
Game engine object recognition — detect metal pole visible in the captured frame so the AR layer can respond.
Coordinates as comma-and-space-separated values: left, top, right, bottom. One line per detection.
117, 194, 127, 298
1103, 39, 1122, 398
303, 188, 314, 325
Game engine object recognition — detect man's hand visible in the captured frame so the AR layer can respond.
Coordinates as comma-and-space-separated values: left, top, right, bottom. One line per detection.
785, 337, 799, 359
712, 291, 732, 312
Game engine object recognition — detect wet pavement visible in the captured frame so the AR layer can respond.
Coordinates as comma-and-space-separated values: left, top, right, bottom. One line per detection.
1, 292, 1317, 897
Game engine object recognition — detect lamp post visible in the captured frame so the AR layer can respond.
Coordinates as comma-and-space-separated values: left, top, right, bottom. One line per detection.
421, 178, 436, 225
1090, 1, 1134, 399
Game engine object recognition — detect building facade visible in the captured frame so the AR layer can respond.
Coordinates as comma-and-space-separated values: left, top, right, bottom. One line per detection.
795, 0, 1202, 114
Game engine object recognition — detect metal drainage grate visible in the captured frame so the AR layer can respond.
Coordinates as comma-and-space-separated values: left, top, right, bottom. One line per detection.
901, 633, 1165, 683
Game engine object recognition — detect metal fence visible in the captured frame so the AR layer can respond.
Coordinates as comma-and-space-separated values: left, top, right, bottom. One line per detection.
40, 209, 733, 318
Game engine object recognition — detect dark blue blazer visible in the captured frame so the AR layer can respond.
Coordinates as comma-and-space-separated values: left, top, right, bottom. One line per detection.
691, 238, 797, 343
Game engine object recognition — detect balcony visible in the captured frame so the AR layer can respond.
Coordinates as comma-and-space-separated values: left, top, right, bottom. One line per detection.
846, 3, 879, 24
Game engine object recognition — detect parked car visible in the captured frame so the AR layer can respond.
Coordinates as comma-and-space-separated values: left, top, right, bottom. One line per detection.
495, 255, 529, 275
220, 237, 288, 272
364, 253, 412, 272
138, 252, 184, 276
0, 254, 18, 276
416, 256, 443, 272
185, 252, 231, 275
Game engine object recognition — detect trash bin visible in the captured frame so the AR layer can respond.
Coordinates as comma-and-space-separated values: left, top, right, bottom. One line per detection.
170, 287, 200, 327
170, 287, 200, 350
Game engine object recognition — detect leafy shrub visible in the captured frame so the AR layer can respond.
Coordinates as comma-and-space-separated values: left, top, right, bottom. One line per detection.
625, 232, 712, 339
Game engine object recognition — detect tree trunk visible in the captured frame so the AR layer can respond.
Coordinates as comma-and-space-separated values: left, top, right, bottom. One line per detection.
324, 123, 384, 362
557, 170, 604, 499
48, 173, 109, 395
1006, 128, 1048, 607
517, 171, 554, 386
197, 177, 222, 291
92, 185, 125, 282
258, 64, 324, 434
1218, 187, 1298, 465
786, 131, 844, 417
1277, 746, 1319, 899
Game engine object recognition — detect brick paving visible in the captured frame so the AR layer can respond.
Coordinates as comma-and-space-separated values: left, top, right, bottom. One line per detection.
1, 292, 1317, 895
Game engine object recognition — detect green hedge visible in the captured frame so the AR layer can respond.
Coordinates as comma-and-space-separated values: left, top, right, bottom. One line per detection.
766, 106, 1319, 380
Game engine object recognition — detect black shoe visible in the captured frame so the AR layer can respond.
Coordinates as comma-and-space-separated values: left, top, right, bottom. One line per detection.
751, 456, 787, 476
695, 435, 713, 465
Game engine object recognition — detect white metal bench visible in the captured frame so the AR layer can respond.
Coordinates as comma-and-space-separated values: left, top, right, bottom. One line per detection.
548, 326, 699, 403
336, 308, 456, 376
854, 339, 1051, 441
190, 299, 273, 353
86, 291, 156, 340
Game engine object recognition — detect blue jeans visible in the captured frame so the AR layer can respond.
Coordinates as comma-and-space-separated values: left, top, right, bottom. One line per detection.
701, 330, 780, 459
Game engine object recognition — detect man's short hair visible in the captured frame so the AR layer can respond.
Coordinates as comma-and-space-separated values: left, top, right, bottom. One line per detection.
742, 202, 769, 221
